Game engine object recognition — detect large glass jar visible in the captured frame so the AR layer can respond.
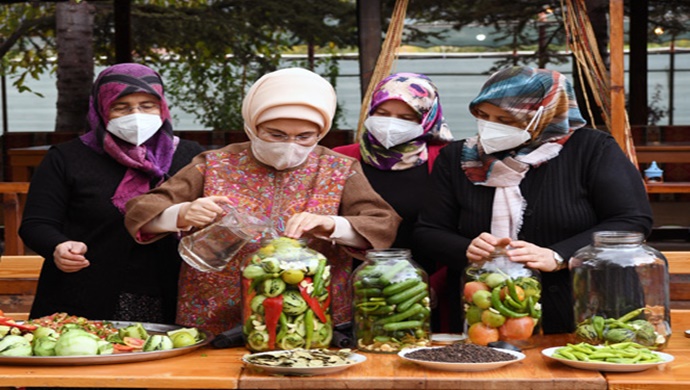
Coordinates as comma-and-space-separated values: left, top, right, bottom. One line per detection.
241, 237, 332, 352
463, 247, 542, 349
570, 231, 670, 349
352, 249, 431, 353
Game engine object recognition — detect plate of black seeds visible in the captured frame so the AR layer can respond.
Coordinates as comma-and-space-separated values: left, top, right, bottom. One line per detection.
398, 343, 525, 372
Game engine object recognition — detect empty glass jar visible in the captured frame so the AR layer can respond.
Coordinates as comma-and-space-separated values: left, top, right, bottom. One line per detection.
570, 231, 670, 349
352, 249, 431, 353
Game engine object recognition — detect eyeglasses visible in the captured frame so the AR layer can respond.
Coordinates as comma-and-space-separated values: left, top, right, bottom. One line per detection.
259, 130, 318, 145
109, 102, 161, 115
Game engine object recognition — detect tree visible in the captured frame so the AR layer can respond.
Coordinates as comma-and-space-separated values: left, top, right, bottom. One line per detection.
1, 0, 356, 131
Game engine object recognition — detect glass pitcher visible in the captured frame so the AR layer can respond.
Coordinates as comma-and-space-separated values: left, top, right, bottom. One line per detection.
178, 204, 270, 272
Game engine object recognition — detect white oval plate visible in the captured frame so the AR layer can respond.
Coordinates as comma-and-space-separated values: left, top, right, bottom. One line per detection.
242, 351, 366, 376
542, 346, 674, 372
398, 346, 525, 372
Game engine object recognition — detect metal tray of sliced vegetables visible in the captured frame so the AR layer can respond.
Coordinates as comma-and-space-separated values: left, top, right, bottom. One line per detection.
0, 315, 211, 366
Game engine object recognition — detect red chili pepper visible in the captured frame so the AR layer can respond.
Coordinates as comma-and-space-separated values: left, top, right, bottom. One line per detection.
262, 295, 284, 350
242, 277, 255, 322
321, 283, 332, 313
298, 277, 327, 323
0, 318, 38, 332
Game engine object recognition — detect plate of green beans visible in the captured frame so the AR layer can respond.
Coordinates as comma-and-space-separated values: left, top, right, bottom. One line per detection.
542, 342, 673, 372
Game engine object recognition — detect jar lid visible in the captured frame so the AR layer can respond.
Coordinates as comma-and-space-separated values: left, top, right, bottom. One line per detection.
644, 161, 663, 178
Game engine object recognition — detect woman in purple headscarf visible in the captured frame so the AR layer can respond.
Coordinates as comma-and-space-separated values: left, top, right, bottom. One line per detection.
19, 63, 204, 323
334, 72, 455, 331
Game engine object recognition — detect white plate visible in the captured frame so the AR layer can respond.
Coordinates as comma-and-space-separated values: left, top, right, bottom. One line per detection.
541, 346, 674, 372
398, 346, 525, 372
242, 351, 366, 376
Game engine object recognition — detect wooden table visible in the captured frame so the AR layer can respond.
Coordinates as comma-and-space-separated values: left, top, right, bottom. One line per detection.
2, 312, 690, 389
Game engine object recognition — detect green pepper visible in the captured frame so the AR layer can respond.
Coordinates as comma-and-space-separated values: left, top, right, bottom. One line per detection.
311, 258, 327, 296
616, 308, 646, 323
592, 315, 605, 339
276, 313, 288, 343
491, 287, 528, 319
304, 309, 315, 349
526, 296, 541, 319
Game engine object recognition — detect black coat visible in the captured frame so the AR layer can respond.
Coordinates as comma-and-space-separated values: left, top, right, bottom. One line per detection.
414, 128, 653, 334
19, 138, 204, 322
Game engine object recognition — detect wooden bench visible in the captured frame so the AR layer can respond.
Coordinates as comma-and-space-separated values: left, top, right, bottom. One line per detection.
0, 255, 43, 320
0, 182, 31, 255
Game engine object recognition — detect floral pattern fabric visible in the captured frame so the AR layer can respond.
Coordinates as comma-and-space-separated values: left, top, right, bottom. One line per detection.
176, 148, 355, 334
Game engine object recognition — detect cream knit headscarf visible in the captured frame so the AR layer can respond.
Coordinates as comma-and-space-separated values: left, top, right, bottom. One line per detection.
241, 68, 337, 141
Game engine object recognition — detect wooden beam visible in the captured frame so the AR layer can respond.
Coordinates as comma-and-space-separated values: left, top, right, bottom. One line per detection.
609, 0, 626, 150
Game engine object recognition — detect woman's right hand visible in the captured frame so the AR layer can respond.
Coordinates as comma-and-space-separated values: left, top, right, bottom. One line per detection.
466, 232, 511, 263
53, 241, 89, 273
177, 196, 231, 229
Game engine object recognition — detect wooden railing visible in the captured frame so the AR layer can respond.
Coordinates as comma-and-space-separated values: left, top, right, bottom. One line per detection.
0, 182, 30, 255
1, 252, 688, 322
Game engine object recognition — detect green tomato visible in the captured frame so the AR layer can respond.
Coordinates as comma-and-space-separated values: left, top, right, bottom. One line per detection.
484, 273, 506, 289
465, 305, 483, 325
281, 269, 305, 285
171, 332, 197, 348
472, 289, 493, 309
481, 309, 506, 327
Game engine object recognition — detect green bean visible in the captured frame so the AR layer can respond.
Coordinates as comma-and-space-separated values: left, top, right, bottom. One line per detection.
382, 320, 423, 331
386, 282, 428, 304
311, 258, 327, 296
354, 287, 383, 297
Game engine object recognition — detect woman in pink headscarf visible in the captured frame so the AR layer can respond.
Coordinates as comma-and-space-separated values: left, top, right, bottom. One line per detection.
19, 63, 204, 323
125, 67, 400, 335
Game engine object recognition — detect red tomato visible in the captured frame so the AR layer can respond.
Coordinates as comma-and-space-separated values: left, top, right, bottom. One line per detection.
123, 337, 146, 349
113, 343, 135, 352
498, 317, 536, 341
463, 281, 490, 303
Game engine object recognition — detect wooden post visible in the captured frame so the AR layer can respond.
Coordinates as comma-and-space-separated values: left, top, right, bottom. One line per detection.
357, 0, 382, 101
609, 0, 626, 150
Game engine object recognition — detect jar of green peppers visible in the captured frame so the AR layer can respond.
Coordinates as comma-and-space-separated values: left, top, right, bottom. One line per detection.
463, 247, 542, 349
570, 231, 670, 350
352, 248, 431, 353
241, 237, 332, 352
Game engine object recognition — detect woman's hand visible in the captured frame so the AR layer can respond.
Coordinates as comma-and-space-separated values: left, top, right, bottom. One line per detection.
177, 196, 231, 229
53, 241, 89, 273
284, 212, 335, 239
506, 240, 559, 272
466, 233, 511, 262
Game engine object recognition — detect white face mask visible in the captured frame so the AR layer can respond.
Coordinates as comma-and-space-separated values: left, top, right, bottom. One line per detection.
250, 136, 316, 170
477, 106, 544, 154
364, 116, 424, 149
106, 113, 162, 146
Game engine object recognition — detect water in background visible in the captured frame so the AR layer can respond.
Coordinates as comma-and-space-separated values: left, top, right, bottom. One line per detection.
3, 53, 689, 141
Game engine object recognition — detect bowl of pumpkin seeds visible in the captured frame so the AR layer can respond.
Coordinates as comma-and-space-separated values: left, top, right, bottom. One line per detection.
242, 348, 366, 376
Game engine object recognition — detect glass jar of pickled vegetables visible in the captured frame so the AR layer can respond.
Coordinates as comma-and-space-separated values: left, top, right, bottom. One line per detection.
463, 247, 542, 349
241, 236, 332, 352
352, 248, 431, 353
570, 231, 670, 350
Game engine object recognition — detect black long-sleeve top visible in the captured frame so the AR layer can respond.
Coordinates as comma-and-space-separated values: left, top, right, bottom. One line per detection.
414, 128, 653, 333
19, 138, 204, 322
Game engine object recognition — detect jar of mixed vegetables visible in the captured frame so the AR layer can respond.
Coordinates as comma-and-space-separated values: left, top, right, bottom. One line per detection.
570, 231, 670, 350
463, 247, 542, 349
241, 237, 332, 352
352, 248, 431, 353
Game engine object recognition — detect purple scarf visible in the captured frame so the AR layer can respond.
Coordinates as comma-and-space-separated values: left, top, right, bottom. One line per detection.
80, 63, 178, 213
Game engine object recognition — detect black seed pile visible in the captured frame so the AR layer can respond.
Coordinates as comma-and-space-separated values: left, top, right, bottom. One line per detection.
405, 343, 517, 363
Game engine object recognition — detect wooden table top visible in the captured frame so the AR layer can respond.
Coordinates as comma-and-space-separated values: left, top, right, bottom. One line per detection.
1, 311, 689, 390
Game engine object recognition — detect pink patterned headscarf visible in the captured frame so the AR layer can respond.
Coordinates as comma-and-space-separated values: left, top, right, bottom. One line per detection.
80, 63, 178, 214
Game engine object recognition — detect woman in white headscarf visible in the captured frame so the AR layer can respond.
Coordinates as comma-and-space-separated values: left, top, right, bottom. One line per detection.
125, 67, 400, 335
